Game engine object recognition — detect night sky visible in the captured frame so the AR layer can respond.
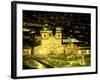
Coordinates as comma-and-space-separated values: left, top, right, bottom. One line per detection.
23, 10, 91, 46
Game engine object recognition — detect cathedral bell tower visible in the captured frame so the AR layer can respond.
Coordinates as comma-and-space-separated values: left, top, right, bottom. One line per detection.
55, 27, 62, 47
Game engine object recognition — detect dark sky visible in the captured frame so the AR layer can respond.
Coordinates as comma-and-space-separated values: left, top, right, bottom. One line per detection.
23, 10, 91, 46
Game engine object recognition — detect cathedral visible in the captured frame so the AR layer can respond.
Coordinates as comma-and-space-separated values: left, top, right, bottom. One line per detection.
34, 27, 65, 56
23, 27, 90, 58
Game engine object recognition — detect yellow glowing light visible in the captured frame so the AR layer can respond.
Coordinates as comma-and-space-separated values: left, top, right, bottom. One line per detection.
78, 50, 81, 53
39, 50, 43, 54
61, 47, 64, 50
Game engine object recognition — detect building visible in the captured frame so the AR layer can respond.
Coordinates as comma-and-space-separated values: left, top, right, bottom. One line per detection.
23, 46, 31, 56
34, 27, 64, 56
33, 27, 90, 57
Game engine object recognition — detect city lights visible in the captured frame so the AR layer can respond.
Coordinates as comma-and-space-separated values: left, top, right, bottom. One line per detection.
23, 11, 91, 69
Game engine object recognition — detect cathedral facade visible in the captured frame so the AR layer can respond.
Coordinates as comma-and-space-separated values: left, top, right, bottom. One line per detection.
34, 27, 64, 56
28, 27, 90, 57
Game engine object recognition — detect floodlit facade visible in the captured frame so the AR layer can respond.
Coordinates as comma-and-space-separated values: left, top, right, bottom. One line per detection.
33, 27, 90, 57
34, 27, 64, 56
23, 48, 31, 56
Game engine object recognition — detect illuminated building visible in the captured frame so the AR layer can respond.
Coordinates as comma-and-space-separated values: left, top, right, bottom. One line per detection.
34, 27, 64, 56
33, 27, 90, 57
23, 47, 31, 56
